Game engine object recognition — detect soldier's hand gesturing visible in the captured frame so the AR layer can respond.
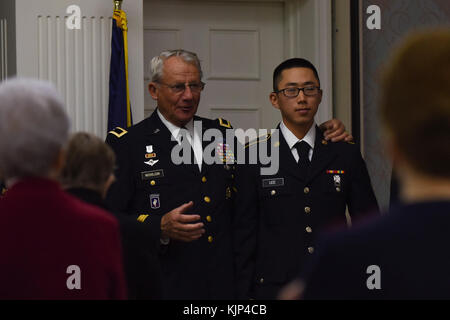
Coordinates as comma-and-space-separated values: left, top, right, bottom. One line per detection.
160, 201, 205, 242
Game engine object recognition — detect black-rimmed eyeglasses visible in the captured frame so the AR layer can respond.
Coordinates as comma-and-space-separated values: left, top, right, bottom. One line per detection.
274, 86, 321, 98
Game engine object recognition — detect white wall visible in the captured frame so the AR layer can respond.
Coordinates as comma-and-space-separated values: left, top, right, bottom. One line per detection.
14, 0, 144, 138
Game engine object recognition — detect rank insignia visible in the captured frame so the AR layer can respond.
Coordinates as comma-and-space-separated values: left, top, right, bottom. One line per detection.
218, 118, 232, 128
150, 194, 160, 209
145, 153, 157, 159
217, 143, 235, 163
144, 159, 159, 166
108, 127, 128, 138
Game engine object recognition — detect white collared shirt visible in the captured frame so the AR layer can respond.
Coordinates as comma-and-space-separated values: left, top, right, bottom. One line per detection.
157, 109, 203, 171
280, 121, 316, 162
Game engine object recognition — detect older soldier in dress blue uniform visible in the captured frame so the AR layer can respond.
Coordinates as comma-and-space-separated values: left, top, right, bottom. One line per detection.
106, 50, 352, 299
234, 58, 379, 300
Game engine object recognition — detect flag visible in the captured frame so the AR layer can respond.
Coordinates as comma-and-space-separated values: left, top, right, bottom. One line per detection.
108, 7, 132, 132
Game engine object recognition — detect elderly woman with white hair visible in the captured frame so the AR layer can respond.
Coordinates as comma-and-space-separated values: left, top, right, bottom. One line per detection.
0, 78, 126, 299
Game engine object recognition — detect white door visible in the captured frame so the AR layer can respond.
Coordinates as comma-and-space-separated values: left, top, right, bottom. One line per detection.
143, 0, 285, 138
14, 0, 144, 138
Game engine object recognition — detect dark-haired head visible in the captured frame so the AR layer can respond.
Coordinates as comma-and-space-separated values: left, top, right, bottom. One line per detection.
273, 58, 320, 92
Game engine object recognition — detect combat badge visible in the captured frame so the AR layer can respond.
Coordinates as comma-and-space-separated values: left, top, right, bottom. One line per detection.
144, 145, 158, 164
144, 159, 159, 167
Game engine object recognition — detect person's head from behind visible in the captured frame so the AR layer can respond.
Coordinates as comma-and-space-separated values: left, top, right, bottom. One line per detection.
381, 30, 450, 190
270, 58, 322, 129
148, 49, 204, 127
0, 78, 70, 185
61, 132, 116, 198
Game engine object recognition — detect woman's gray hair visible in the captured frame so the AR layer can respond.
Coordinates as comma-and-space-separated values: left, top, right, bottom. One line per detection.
150, 49, 203, 82
0, 78, 70, 181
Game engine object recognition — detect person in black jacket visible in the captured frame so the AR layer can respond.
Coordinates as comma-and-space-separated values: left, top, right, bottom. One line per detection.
61, 132, 162, 300
284, 30, 450, 300
233, 58, 379, 299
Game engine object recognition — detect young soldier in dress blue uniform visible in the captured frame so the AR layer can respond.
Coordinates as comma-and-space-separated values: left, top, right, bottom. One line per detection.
297, 30, 450, 300
233, 58, 379, 300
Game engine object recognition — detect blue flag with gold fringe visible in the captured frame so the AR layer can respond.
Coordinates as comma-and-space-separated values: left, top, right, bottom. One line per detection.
108, 7, 132, 132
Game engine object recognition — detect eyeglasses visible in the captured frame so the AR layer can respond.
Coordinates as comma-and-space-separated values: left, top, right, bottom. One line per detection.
275, 86, 321, 98
157, 81, 205, 94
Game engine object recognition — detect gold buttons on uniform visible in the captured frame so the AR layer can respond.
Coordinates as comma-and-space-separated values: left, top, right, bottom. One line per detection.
308, 247, 314, 254
150, 180, 156, 186
306, 226, 313, 233
270, 190, 276, 196
304, 187, 310, 194
204, 196, 211, 203
208, 236, 213, 243
202, 176, 207, 183
304, 207, 311, 214
336, 187, 341, 192
231, 174, 234, 179
206, 216, 212, 223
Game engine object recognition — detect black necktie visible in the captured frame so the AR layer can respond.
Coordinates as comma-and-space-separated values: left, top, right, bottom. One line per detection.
295, 141, 310, 177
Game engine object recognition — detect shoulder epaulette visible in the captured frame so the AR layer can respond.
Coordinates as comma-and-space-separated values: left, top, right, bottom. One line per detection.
217, 118, 232, 129
108, 127, 128, 138
245, 133, 272, 149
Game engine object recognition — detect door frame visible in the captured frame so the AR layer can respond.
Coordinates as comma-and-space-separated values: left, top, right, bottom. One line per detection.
204, 0, 333, 123
143, 0, 333, 123
284, 0, 333, 123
